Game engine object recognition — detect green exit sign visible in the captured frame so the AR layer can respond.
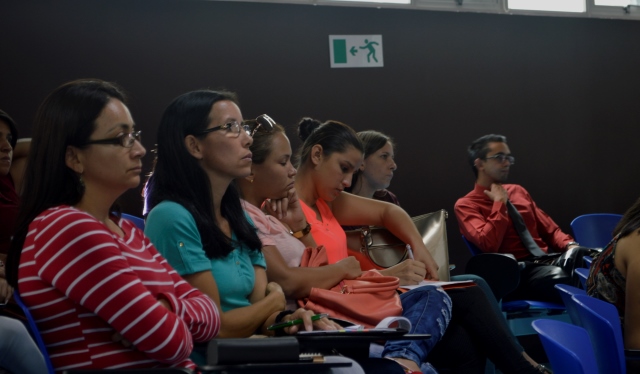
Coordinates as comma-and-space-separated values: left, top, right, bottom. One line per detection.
329, 35, 384, 68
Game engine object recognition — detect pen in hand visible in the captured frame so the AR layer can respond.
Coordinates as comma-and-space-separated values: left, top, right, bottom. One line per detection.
406, 244, 414, 259
267, 313, 330, 330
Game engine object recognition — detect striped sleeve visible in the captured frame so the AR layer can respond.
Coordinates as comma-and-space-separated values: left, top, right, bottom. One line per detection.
145, 240, 220, 342
31, 209, 196, 365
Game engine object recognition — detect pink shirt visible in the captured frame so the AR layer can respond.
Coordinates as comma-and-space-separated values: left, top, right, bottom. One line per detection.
241, 199, 306, 267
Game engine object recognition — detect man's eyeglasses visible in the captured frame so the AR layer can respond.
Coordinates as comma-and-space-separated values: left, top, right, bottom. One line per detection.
85, 131, 142, 148
484, 153, 515, 165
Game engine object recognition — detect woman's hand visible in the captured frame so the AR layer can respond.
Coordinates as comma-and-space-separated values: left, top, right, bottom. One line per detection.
0, 278, 13, 304
265, 282, 286, 311
110, 297, 172, 348
380, 259, 428, 286
264, 187, 307, 232
0, 264, 13, 304
336, 256, 363, 280
412, 246, 440, 281
281, 308, 341, 334
112, 332, 134, 349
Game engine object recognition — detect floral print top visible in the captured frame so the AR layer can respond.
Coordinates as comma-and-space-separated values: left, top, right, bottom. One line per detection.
587, 234, 626, 326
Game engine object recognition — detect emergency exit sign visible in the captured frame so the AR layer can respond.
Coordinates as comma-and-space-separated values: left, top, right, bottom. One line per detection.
329, 35, 384, 68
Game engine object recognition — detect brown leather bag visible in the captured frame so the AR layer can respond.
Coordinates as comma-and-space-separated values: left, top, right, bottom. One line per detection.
297, 246, 403, 328
345, 209, 451, 281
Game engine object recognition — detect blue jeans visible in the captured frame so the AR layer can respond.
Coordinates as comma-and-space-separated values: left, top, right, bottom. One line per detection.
0, 316, 48, 374
371, 286, 452, 374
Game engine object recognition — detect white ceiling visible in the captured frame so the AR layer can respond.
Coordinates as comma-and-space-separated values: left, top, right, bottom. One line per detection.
219, 0, 640, 21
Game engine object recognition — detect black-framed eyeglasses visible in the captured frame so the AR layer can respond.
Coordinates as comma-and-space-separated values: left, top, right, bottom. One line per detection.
197, 121, 252, 138
484, 153, 515, 165
249, 114, 276, 137
85, 131, 142, 148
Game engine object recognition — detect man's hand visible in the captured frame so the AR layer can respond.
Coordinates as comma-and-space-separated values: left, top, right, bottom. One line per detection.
484, 183, 508, 204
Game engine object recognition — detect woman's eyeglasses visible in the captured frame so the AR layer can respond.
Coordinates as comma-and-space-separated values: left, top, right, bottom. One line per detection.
250, 114, 276, 137
85, 131, 142, 148
198, 121, 252, 138
197, 114, 276, 138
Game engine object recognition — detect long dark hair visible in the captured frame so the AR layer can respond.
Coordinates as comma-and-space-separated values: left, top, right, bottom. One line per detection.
614, 197, 640, 239
345, 130, 394, 193
144, 90, 261, 259
0, 109, 18, 149
7, 79, 126, 287
295, 117, 363, 168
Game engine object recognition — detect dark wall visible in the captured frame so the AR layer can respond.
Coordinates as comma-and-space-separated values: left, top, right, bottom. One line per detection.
2, 0, 639, 273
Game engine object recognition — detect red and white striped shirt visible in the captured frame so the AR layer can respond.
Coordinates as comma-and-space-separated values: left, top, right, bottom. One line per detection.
18, 206, 220, 372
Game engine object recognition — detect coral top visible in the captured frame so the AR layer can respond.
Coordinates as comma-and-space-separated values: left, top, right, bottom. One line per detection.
299, 199, 347, 264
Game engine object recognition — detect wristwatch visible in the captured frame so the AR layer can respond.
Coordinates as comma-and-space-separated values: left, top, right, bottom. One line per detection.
290, 223, 312, 238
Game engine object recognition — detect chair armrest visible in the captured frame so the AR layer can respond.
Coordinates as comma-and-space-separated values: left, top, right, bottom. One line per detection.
465, 253, 520, 301
65, 369, 194, 373
625, 349, 640, 360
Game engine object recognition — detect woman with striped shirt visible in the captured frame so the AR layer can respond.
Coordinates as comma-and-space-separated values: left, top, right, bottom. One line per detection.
6, 79, 220, 372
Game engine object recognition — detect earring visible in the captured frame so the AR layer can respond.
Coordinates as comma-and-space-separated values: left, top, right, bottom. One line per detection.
76, 172, 85, 195
249, 178, 254, 183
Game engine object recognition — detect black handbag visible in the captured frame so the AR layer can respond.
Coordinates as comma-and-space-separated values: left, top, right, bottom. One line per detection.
345, 209, 450, 281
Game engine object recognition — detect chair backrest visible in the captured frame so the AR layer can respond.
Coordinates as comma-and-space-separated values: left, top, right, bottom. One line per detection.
583, 255, 594, 269
572, 294, 626, 374
461, 235, 483, 256
554, 283, 587, 325
13, 292, 55, 374
462, 235, 567, 315
531, 319, 598, 374
575, 267, 590, 289
465, 253, 520, 301
570, 213, 623, 248
121, 213, 145, 230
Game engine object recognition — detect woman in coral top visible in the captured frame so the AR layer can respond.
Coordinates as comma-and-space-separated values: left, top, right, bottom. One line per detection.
6, 79, 220, 372
278, 117, 549, 374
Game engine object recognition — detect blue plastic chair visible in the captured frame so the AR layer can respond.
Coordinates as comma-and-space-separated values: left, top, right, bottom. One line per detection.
554, 283, 587, 325
461, 235, 483, 256
121, 213, 145, 230
532, 319, 598, 374
572, 294, 626, 374
571, 213, 623, 249
13, 291, 55, 374
575, 267, 590, 289
462, 235, 565, 311
583, 255, 594, 268
461, 235, 568, 336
